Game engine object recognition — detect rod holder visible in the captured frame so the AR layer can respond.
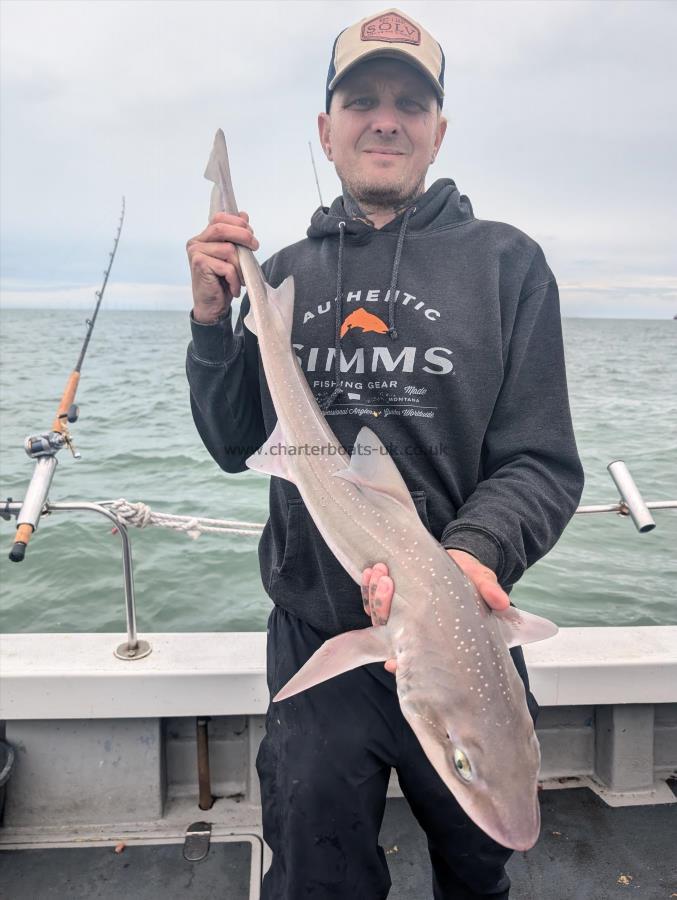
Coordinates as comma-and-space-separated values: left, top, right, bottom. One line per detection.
607, 461, 656, 533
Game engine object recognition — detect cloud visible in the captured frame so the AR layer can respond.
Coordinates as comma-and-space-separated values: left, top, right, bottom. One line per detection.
1, 0, 676, 317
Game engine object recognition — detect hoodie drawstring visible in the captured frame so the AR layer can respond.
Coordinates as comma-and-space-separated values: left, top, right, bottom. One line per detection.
386, 205, 415, 342
320, 207, 415, 412
320, 220, 347, 411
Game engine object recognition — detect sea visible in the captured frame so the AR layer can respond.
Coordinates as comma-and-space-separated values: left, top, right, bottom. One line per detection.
1, 310, 675, 634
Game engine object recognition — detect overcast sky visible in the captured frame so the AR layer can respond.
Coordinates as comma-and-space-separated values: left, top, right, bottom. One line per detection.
1, 0, 675, 316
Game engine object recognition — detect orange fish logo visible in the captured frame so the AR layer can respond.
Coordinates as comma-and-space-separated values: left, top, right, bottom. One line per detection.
340, 308, 389, 339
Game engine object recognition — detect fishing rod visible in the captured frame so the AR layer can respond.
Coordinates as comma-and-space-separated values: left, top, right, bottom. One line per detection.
308, 140, 324, 208
8, 198, 126, 563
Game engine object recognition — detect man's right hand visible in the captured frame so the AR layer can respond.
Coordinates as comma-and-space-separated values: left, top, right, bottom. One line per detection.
362, 563, 398, 674
186, 211, 260, 323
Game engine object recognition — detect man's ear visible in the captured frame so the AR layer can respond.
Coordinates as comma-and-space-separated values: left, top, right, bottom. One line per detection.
317, 112, 333, 161
431, 114, 447, 162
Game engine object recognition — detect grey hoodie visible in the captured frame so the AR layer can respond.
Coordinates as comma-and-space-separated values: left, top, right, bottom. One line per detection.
186, 178, 584, 635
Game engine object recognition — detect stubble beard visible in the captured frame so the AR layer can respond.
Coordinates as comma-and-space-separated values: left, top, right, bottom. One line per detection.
340, 169, 426, 218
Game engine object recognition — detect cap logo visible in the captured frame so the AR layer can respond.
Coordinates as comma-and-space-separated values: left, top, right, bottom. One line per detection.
360, 12, 421, 45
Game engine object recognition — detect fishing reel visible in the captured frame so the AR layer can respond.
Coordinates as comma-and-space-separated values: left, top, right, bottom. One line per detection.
24, 432, 66, 458
24, 405, 81, 460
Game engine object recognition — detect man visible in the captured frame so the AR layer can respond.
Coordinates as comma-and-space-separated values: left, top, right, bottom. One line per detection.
186, 8, 583, 898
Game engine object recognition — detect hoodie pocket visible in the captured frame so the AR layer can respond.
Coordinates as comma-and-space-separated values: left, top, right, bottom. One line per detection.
275, 498, 303, 579
410, 490, 431, 532
269, 490, 432, 600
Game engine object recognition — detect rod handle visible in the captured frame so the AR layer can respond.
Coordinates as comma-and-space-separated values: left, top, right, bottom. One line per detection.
51, 371, 80, 433
9, 523, 33, 562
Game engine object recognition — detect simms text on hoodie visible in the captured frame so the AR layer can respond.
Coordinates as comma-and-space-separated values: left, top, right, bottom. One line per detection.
186, 178, 584, 635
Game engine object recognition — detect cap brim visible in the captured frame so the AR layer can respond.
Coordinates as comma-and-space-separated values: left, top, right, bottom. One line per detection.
328, 47, 444, 102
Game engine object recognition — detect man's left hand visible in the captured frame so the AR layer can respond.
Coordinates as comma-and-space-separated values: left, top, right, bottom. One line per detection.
360, 550, 510, 674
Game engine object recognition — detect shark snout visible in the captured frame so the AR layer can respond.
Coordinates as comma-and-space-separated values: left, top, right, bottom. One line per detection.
484, 788, 541, 851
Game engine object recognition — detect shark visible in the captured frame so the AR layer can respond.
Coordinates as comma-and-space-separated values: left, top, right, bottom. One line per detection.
204, 129, 559, 851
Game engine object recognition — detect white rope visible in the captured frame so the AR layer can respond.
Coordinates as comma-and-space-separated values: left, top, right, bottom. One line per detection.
106, 498, 264, 540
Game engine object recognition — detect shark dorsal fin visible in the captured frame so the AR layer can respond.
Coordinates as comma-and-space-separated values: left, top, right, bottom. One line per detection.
244, 276, 295, 337
332, 426, 416, 513
493, 606, 559, 648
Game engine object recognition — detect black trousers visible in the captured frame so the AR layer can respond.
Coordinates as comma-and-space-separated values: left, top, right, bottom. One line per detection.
256, 606, 539, 900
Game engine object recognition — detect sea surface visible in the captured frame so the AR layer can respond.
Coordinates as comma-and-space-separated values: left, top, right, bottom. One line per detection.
1, 310, 675, 634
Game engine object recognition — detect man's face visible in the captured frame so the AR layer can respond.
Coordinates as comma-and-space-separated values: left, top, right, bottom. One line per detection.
318, 58, 447, 209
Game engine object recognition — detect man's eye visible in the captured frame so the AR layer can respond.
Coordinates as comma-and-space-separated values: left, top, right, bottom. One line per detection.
398, 98, 424, 111
348, 98, 374, 109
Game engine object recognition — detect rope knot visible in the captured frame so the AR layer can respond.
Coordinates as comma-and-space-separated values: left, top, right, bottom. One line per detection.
110, 498, 152, 528
180, 517, 202, 540
103, 499, 264, 538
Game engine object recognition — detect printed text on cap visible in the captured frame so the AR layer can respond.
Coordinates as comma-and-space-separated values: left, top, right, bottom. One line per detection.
360, 12, 422, 46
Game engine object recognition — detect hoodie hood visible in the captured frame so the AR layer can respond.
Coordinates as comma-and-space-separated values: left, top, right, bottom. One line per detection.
306, 178, 474, 409
307, 178, 474, 240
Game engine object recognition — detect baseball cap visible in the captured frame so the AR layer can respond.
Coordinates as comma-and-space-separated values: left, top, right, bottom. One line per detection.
326, 7, 445, 112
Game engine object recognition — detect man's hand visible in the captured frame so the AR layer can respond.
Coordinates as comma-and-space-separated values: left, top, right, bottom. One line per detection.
186, 211, 260, 323
361, 550, 510, 674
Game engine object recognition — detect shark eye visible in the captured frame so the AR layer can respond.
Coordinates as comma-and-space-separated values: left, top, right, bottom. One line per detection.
453, 748, 472, 782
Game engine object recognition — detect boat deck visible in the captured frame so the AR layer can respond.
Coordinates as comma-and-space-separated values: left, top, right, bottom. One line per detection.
383, 788, 677, 899
2, 788, 675, 899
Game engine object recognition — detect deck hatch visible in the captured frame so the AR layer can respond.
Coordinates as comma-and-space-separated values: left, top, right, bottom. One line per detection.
0, 836, 256, 899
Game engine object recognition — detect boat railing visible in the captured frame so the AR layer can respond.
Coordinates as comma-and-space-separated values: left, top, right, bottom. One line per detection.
2, 459, 676, 662
1, 500, 151, 661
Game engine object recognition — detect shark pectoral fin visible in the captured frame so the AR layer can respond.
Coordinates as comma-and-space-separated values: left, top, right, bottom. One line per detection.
245, 420, 297, 483
273, 625, 392, 702
493, 607, 559, 648
332, 426, 417, 513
